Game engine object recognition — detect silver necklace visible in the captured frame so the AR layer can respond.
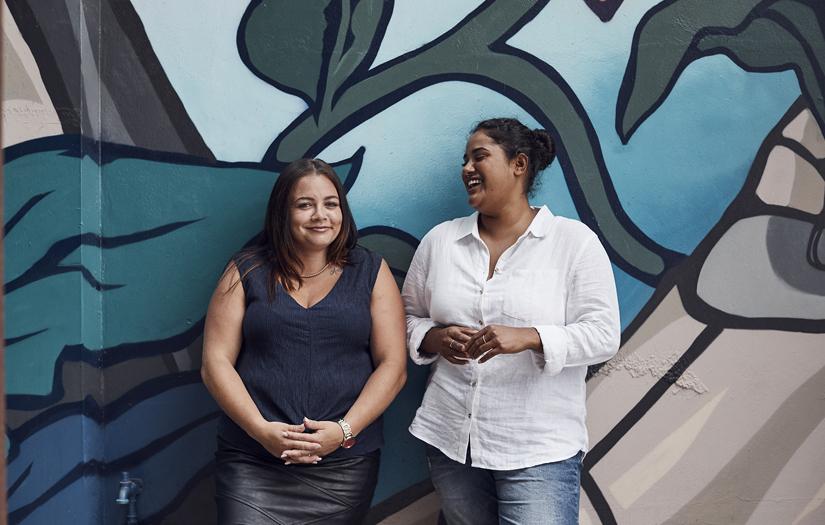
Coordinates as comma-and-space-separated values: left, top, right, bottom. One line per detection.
300, 262, 330, 278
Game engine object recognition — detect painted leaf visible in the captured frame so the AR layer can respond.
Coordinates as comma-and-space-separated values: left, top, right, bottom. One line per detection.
3, 138, 363, 398
357, 226, 419, 288
617, 0, 763, 142
239, 0, 335, 106
331, 0, 390, 91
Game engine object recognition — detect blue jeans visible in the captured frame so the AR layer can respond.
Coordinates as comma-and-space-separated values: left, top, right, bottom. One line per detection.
426, 444, 582, 525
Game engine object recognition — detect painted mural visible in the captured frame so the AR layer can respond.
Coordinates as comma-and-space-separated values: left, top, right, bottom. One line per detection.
3, 0, 823, 524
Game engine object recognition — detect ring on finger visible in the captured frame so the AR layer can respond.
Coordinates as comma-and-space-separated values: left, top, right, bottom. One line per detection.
449, 340, 457, 351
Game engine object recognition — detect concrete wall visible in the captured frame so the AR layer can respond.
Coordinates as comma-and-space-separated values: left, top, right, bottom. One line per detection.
3, 1, 824, 523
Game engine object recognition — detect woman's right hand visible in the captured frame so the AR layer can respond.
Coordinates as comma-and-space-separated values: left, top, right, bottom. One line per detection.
252, 421, 323, 464
421, 326, 477, 365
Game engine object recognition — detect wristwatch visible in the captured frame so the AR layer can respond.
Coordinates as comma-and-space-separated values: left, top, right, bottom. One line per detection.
337, 418, 357, 449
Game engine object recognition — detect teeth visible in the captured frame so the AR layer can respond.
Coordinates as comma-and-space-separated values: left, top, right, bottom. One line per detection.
468, 179, 481, 188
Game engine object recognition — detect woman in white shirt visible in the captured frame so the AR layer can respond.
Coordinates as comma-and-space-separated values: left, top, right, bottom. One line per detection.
402, 118, 620, 525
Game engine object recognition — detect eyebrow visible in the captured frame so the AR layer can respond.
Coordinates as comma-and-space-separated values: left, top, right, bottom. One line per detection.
294, 195, 339, 202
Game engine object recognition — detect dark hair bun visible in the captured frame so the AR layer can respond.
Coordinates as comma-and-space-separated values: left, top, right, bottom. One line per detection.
531, 129, 555, 171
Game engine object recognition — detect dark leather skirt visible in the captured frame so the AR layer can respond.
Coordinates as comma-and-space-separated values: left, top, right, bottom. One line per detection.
215, 439, 380, 525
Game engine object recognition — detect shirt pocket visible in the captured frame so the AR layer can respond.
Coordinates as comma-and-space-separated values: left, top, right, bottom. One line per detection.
500, 268, 563, 325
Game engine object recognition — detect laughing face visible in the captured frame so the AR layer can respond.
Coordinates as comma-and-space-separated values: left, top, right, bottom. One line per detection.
289, 173, 343, 253
462, 131, 525, 214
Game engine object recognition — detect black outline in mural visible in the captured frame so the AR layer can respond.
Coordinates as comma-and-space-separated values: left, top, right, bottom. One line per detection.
4, 329, 46, 348
5, 0, 215, 160
583, 96, 825, 523
4, 135, 365, 189
2, 135, 373, 521
617, 0, 825, 144
583, 0, 625, 22
4, 191, 51, 236
580, 470, 617, 525
4, 0, 80, 131
240, 0, 684, 287
7, 412, 220, 525
585, 325, 724, 469
7, 463, 32, 500
357, 225, 419, 282
8, 2, 825, 523
6, 220, 201, 294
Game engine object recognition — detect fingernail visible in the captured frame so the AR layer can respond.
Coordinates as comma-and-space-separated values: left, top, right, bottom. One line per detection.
285, 462, 292, 465
281, 452, 287, 458
282, 432, 289, 437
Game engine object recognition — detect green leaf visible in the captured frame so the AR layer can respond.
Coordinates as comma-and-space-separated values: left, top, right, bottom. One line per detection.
240, 0, 336, 107
765, 0, 825, 130
331, 0, 389, 90
617, 0, 762, 142
357, 227, 418, 289
4, 141, 364, 396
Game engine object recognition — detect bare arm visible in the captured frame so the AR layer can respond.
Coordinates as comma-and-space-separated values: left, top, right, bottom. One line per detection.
284, 260, 408, 459
201, 263, 321, 461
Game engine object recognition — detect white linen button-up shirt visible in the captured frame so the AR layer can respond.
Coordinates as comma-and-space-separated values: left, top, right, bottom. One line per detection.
403, 206, 620, 470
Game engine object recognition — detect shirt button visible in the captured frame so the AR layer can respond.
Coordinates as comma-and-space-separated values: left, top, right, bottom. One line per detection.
470, 380, 477, 387
477, 320, 483, 325
467, 413, 472, 418
494, 267, 501, 273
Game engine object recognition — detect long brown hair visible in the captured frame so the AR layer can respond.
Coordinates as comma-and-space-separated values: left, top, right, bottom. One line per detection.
231, 158, 357, 296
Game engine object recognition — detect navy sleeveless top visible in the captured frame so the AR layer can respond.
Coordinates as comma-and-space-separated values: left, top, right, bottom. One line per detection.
217, 246, 384, 459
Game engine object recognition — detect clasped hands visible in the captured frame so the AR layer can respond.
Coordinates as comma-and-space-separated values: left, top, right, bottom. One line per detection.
254, 417, 345, 465
428, 324, 541, 365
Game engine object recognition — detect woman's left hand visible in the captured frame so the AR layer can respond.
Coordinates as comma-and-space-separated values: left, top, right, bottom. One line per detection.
280, 417, 345, 464
465, 325, 541, 363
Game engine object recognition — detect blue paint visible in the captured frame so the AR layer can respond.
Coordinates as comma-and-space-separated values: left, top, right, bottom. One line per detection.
130, 0, 307, 162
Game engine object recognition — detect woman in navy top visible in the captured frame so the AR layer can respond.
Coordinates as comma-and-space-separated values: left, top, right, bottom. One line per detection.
201, 158, 407, 524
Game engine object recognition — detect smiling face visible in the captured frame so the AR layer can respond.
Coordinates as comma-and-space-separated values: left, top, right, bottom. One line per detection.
462, 131, 527, 214
288, 173, 343, 254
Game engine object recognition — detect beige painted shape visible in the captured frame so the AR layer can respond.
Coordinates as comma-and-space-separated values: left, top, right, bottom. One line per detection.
788, 152, 825, 215
579, 506, 595, 525
783, 108, 825, 159
378, 491, 440, 525
609, 389, 727, 509
791, 478, 825, 525
2, 2, 62, 146
4, 30, 38, 100
756, 146, 825, 214
588, 287, 700, 392
587, 331, 825, 524
749, 415, 825, 525
587, 287, 707, 443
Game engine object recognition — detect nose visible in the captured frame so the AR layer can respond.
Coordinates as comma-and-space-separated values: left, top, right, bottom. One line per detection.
462, 160, 474, 177
311, 204, 326, 220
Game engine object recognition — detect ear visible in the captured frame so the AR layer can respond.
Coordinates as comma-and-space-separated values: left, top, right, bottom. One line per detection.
512, 152, 529, 177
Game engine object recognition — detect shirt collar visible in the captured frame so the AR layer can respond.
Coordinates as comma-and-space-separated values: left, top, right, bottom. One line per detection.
453, 205, 554, 241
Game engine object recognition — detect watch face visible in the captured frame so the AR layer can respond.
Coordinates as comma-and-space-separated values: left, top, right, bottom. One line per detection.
342, 438, 357, 449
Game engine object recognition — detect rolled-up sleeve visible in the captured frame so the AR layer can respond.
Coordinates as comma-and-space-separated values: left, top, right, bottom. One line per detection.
402, 234, 439, 365
534, 235, 620, 375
